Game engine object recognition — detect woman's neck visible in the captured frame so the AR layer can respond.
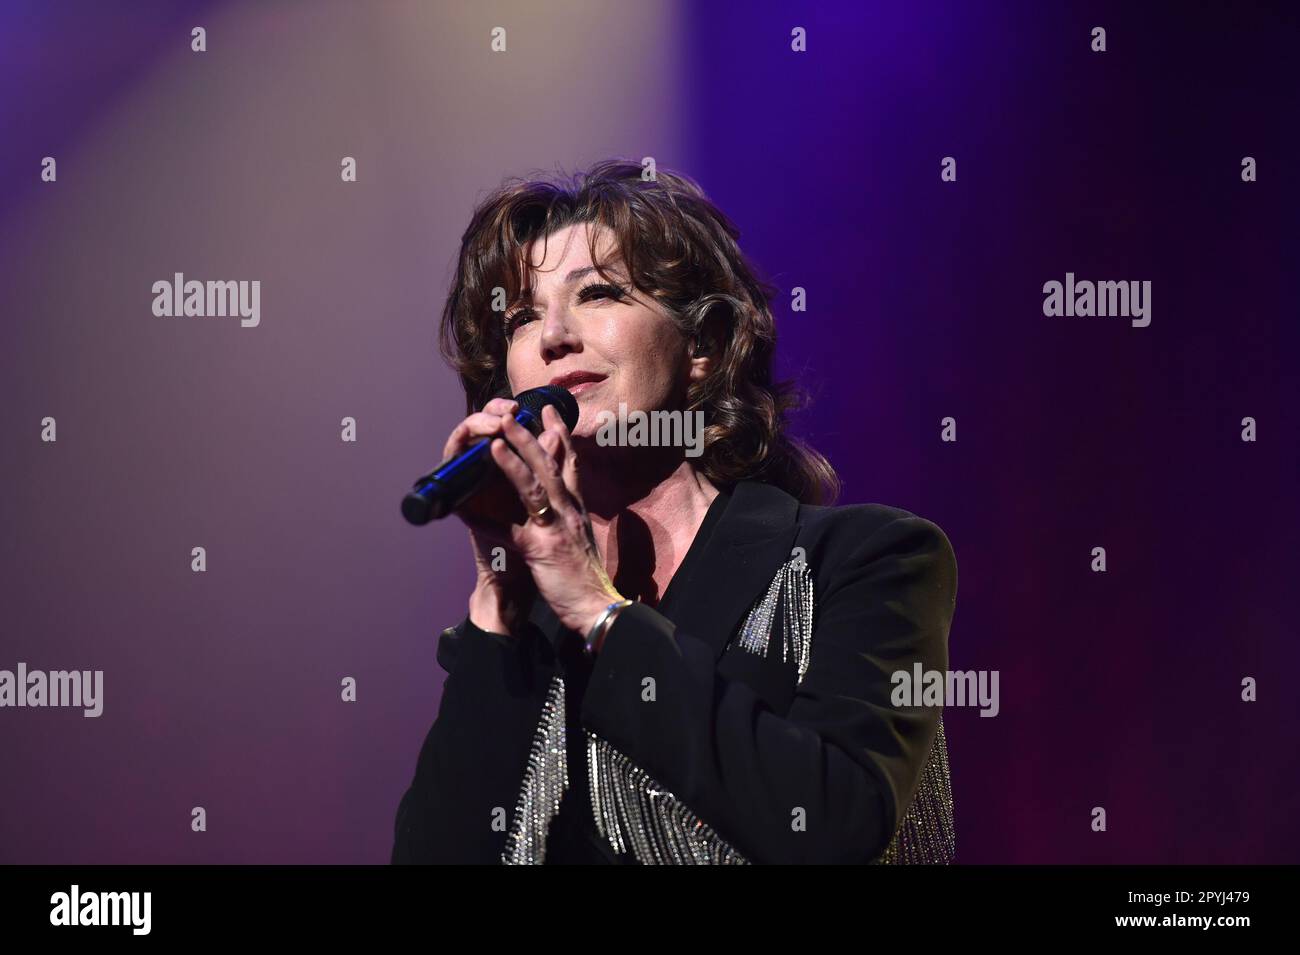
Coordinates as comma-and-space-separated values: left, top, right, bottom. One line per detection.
583, 455, 720, 607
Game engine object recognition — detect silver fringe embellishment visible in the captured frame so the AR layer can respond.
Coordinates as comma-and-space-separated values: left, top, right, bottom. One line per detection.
874, 715, 956, 864
586, 731, 750, 865
500, 674, 569, 865
499, 558, 956, 865
734, 557, 815, 684
735, 555, 956, 864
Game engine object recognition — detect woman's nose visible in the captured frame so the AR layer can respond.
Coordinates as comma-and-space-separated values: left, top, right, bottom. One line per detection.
538, 308, 581, 360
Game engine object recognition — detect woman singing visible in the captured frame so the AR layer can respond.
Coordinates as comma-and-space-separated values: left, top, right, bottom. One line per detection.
391, 159, 958, 865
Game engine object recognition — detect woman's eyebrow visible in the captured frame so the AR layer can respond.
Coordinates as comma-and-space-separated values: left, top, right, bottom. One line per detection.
515, 264, 629, 302
560, 264, 630, 285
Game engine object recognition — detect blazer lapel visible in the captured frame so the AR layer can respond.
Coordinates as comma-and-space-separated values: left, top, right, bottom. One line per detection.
528, 480, 802, 662
667, 480, 801, 661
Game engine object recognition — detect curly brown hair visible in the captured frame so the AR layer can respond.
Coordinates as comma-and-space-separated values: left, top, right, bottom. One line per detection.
438, 158, 840, 506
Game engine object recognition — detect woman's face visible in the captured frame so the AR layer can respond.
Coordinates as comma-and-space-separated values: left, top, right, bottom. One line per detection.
502, 222, 700, 440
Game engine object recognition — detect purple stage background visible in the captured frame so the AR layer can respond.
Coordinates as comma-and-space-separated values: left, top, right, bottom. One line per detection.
1, 0, 1296, 864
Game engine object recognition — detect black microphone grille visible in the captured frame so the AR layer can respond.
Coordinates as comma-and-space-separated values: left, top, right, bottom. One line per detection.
514, 385, 579, 432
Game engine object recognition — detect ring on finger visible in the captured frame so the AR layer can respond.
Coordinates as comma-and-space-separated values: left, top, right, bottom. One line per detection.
527, 496, 554, 525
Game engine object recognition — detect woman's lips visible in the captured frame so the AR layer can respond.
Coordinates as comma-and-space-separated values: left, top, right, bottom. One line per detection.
567, 378, 603, 397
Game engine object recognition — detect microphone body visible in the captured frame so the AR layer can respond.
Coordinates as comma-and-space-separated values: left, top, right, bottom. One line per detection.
401, 385, 579, 526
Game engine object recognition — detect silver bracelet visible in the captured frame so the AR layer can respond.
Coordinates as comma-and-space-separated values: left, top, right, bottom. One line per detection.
583, 599, 634, 657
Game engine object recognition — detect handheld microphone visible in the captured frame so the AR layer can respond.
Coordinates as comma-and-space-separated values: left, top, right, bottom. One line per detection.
401, 385, 579, 526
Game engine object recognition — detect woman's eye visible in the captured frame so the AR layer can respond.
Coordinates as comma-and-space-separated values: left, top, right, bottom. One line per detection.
578, 282, 626, 303
505, 283, 627, 338
504, 309, 535, 336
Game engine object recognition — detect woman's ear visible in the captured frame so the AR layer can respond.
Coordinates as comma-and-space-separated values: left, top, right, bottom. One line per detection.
688, 299, 729, 383
686, 335, 717, 384
688, 337, 713, 383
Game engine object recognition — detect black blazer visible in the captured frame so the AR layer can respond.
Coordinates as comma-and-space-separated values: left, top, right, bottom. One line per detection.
391, 479, 958, 865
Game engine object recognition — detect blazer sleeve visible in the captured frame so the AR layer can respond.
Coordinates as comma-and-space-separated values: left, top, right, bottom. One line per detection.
391, 616, 552, 864
579, 513, 957, 865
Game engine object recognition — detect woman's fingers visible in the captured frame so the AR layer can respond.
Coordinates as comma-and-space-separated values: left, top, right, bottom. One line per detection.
442, 413, 500, 459
543, 404, 584, 506
459, 402, 575, 527
483, 397, 519, 416
489, 435, 553, 520
441, 400, 518, 459
500, 412, 569, 507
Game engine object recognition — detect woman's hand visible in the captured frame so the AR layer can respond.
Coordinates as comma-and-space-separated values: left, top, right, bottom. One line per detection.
479, 403, 626, 636
440, 396, 537, 636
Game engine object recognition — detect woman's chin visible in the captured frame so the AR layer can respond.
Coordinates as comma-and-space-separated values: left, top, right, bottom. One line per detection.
569, 425, 602, 446
571, 402, 615, 437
